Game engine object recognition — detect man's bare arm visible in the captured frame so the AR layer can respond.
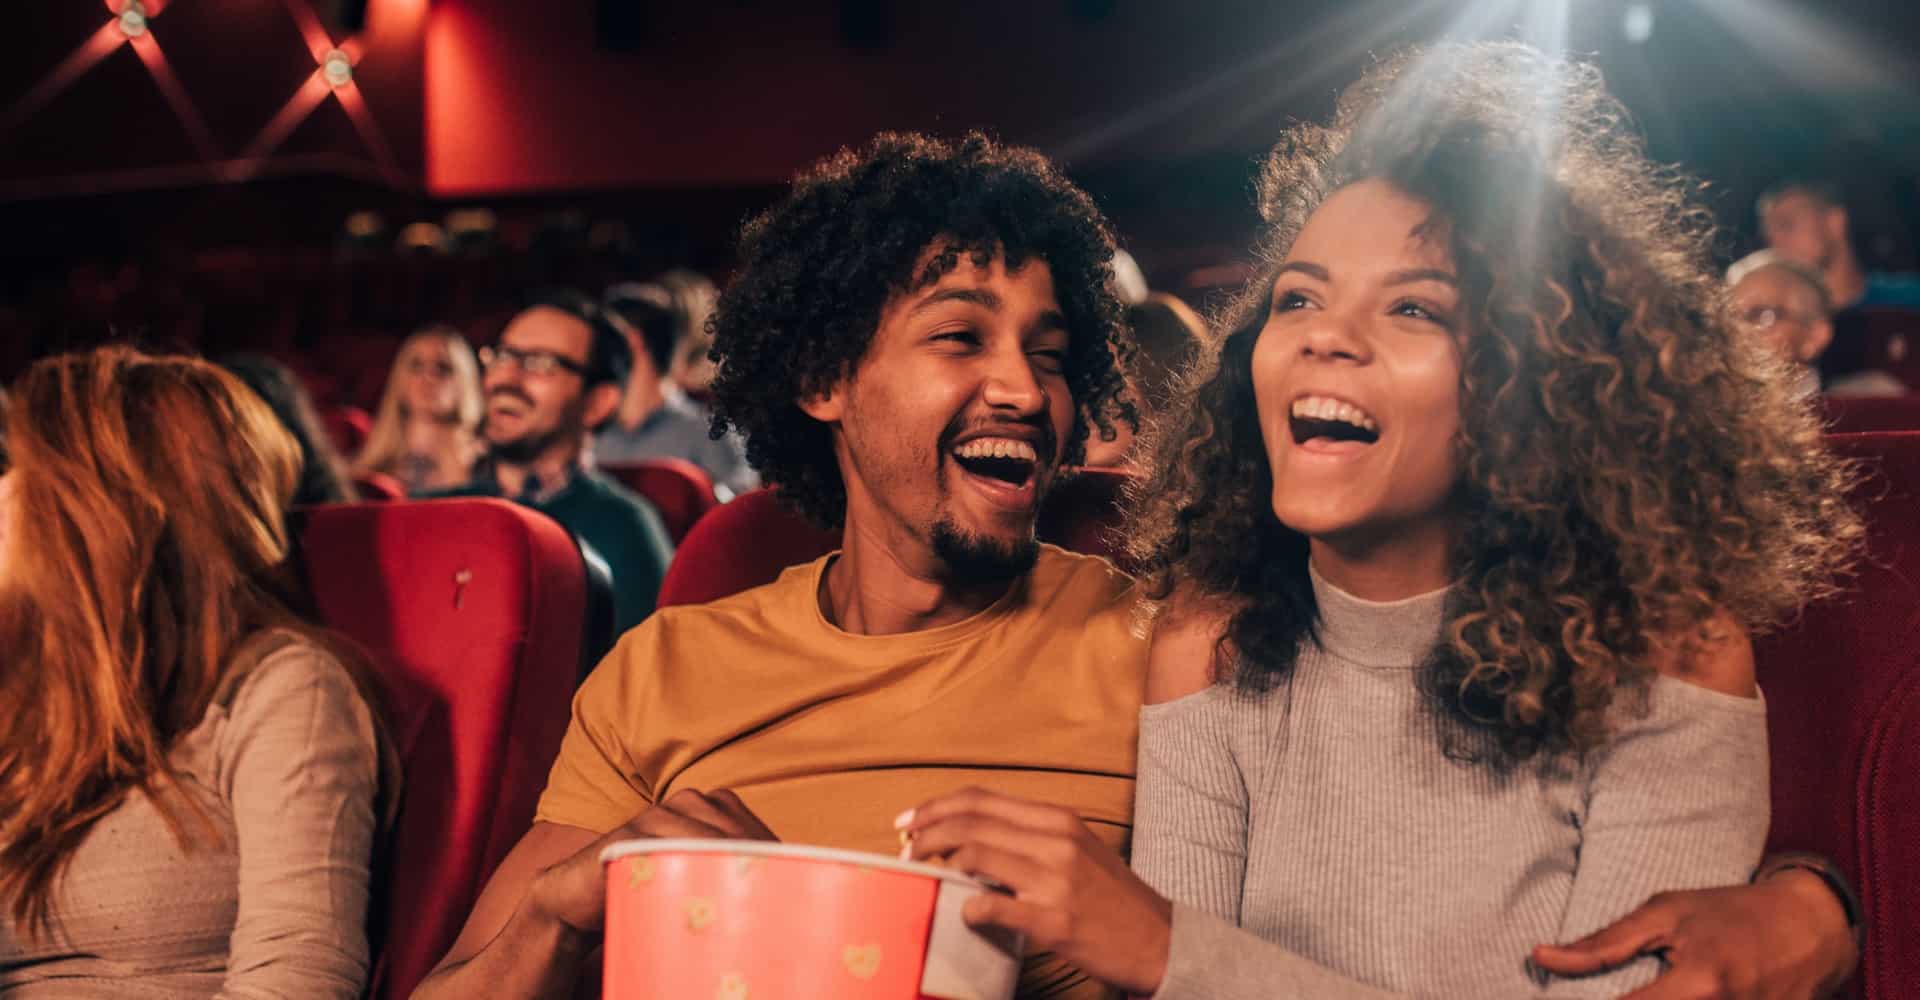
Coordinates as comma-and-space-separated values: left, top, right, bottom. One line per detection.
412, 791, 778, 1000
411, 822, 604, 1000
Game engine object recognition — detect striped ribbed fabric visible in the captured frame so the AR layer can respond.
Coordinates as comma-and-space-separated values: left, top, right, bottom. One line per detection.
1132, 569, 1770, 998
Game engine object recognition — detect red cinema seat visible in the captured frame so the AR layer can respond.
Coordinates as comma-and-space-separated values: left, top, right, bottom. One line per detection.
294, 498, 588, 1000
657, 468, 1137, 608
321, 405, 373, 459
1753, 432, 1920, 999
1820, 394, 1920, 435
601, 458, 720, 543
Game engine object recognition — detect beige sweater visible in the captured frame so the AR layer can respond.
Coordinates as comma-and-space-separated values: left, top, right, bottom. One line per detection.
0, 631, 383, 998
1132, 571, 1770, 998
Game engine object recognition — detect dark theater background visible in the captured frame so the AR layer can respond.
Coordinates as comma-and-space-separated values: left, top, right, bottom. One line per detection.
4, 0, 1920, 406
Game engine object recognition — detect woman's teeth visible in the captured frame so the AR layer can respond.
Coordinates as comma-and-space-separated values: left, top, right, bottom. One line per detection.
1289, 395, 1379, 433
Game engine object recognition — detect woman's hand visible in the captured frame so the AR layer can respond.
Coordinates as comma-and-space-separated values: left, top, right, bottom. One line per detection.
899, 787, 1174, 996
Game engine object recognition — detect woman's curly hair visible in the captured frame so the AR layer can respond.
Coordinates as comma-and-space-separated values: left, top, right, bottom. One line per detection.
1131, 42, 1861, 761
708, 131, 1135, 528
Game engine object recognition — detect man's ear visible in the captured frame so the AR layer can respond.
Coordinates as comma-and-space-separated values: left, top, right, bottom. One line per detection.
797, 380, 846, 423
583, 382, 623, 430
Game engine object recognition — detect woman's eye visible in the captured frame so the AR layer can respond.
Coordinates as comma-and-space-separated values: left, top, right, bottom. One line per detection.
1392, 301, 1451, 326
1274, 291, 1313, 312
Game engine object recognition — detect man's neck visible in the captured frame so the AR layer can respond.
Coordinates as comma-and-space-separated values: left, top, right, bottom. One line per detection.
492, 441, 584, 500
1828, 250, 1868, 310
616, 363, 668, 430
820, 517, 1013, 636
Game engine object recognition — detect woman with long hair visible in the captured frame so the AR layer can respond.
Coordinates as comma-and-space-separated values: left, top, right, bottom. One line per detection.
352, 326, 484, 494
0, 347, 396, 996
899, 43, 1859, 996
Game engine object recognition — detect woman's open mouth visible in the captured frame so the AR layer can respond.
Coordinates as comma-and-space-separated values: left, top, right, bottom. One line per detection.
1289, 394, 1380, 448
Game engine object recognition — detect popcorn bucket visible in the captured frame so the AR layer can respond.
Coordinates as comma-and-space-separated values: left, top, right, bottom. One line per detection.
600, 840, 1024, 1000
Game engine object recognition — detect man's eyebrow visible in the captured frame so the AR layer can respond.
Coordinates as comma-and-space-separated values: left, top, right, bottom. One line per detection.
909, 287, 1001, 315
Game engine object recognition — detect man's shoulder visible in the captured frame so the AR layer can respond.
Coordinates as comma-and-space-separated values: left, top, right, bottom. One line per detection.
1862, 272, 1920, 309
603, 558, 822, 658
416, 481, 492, 500
1021, 545, 1140, 629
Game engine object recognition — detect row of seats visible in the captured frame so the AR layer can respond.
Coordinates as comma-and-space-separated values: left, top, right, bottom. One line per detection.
296, 445, 1915, 1000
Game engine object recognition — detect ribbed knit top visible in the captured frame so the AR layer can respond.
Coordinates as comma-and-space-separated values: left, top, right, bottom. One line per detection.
1132, 569, 1770, 998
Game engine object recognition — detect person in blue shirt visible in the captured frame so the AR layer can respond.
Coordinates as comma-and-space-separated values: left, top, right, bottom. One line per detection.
1758, 178, 1920, 311
591, 281, 759, 499
432, 291, 675, 634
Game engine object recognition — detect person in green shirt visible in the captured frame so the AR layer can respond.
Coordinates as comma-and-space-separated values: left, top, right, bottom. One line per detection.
433, 291, 674, 634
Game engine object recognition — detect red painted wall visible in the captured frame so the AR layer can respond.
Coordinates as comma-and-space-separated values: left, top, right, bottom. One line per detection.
421, 0, 1333, 196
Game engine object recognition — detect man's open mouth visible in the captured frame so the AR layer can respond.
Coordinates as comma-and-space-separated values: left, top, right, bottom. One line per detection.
951, 437, 1041, 489
1289, 394, 1381, 446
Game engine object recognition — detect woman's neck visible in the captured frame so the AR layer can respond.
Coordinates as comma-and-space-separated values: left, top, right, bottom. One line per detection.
1308, 515, 1454, 602
403, 414, 464, 451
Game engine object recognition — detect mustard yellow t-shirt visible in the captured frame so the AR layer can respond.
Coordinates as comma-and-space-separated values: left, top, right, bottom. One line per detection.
536, 544, 1147, 999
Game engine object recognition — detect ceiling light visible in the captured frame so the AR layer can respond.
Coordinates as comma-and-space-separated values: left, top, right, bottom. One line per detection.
117, 0, 148, 38
322, 48, 353, 88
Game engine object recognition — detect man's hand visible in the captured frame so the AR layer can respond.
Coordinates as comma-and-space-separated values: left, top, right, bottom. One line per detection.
900, 787, 1173, 996
528, 789, 778, 934
1532, 869, 1857, 999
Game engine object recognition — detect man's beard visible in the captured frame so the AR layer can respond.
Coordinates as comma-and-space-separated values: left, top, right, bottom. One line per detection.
486, 422, 569, 465
930, 518, 1041, 586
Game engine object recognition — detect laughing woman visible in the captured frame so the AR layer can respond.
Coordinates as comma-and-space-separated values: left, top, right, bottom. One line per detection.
901, 43, 1861, 996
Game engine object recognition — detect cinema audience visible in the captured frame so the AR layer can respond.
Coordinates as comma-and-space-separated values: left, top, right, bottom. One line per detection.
0, 347, 396, 997
1727, 249, 1907, 397
218, 354, 360, 506
591, 282, 758, 498
351, 326, 485, 494
901, 44, 1864, 998
432, 291, 674, 634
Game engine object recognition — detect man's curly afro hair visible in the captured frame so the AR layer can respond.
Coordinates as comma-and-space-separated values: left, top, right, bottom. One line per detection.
707, 131, 1135, 528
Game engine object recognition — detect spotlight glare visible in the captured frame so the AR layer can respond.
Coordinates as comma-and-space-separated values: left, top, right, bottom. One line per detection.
117, 0, 148, 38
322, 49, 353, 88
1623, 3, 1655, 44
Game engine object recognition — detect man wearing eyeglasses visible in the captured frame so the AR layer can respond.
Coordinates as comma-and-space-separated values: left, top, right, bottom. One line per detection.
1726, 250, 1907, 398
435, 290, 676, 633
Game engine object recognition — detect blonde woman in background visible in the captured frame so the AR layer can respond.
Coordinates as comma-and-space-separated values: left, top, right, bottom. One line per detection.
0, 347, 397, 996
353, 326, 484, 494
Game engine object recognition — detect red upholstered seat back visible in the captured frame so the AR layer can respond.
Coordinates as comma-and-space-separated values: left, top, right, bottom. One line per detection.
295, 499, 586, 1000
321, 405, 373, 458
1753, 432, 1920, 999
601, 458, 720, 543
657, 468, 1137, 608
1819, 394, 1920, 435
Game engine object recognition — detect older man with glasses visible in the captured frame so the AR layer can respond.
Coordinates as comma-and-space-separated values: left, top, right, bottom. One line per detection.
432, 289, 676, 633
1727, 250, 1908, 398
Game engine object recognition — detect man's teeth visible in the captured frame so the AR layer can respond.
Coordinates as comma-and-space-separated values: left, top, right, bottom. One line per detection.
1290, 395, 1379, 433
953, 438, 1039, 462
